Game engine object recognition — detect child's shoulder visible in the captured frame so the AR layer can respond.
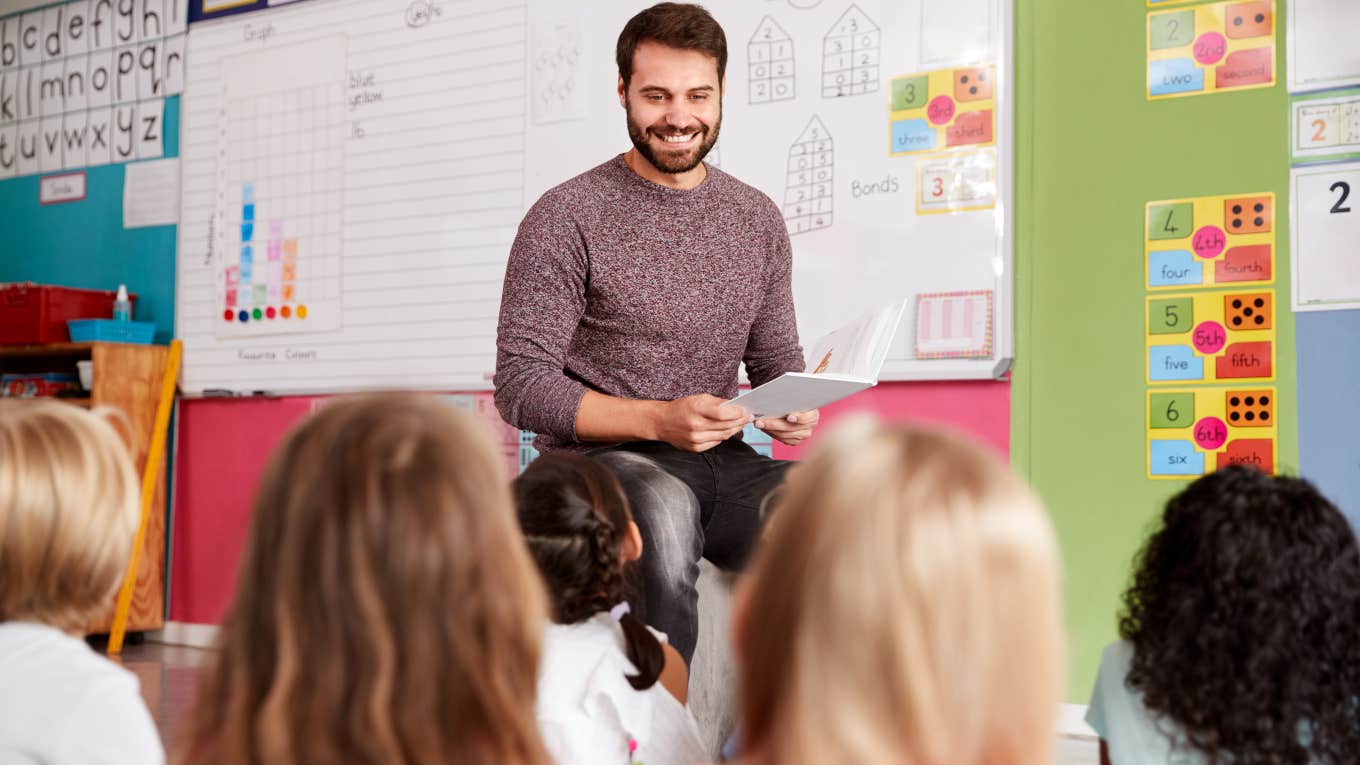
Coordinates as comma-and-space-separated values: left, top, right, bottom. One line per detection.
0, 622, 137, 690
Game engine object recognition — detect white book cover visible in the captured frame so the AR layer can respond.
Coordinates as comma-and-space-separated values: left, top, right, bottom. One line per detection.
729, 300, 906, 417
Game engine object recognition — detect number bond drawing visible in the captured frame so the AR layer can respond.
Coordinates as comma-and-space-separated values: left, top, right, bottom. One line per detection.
783, 114, 833, 235
1146, 289, 1277, 384
821, 4, 880, 99
1146, 387, 1277, 478
1146, 0, 1275, 100
916, 148, 996, 214
1290, 87, 1360, 165
888, 65, 994, 157
1145, 192, 1274, 290
749, 16, 796, 104
216, 79, 345, 336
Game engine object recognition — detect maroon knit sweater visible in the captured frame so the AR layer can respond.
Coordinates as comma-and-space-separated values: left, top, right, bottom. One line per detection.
494, 155, 805, 451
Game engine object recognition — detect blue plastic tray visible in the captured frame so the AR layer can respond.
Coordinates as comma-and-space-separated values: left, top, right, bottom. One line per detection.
66, 319, 155, 344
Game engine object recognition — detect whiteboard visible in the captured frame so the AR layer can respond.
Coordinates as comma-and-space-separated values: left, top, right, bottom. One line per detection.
525, 0, 1014, 381
176, 0, 526, 393
174, 0, 1012, 394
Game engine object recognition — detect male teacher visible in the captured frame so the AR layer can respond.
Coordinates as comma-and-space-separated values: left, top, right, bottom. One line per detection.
494, 2, 816, 665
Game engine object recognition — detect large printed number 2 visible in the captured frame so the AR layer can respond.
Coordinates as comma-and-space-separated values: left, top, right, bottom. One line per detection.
1330, 181, 1352, 214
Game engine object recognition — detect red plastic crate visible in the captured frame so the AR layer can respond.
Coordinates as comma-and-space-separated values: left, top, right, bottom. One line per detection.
0, 283, 137, 345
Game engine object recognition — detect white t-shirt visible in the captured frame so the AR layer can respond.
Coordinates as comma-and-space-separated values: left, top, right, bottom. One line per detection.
0, 622, 165, 765
1087, 640, 1207, 765
537, 613, 705, 765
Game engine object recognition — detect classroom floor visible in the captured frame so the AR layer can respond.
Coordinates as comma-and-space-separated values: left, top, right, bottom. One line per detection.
105, 637, 1100, 764
107, 639, 213, 753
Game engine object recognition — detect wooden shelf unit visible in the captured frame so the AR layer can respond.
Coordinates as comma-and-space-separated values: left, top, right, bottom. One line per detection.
0, 341, 169, 635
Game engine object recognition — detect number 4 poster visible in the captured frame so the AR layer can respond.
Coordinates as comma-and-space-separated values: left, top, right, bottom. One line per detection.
1145, 192, 1275, 290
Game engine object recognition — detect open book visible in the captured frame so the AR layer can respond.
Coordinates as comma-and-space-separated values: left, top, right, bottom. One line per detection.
729, 300, 906, 418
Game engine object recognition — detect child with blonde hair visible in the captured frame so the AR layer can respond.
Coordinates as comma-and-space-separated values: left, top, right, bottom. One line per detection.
730, 417, 1064, 765
179, 394, 551, 765
0, 400, 164, 763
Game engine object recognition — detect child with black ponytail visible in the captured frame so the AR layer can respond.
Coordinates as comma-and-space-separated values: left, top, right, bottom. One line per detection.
515, 453, 706, 765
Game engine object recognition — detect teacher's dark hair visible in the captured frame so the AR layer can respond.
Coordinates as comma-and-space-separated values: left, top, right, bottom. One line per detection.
514, 453, 664, 691
617, 3, 727, 90
1120, 466, 1360, 765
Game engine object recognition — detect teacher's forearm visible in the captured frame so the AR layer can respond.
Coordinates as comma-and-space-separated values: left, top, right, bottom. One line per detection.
574, 390, 665, 442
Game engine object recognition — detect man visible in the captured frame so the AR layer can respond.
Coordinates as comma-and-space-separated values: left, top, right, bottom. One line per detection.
494, 2, 817, 666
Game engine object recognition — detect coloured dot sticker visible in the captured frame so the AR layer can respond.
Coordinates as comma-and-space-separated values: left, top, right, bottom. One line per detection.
221, 305, 308, 322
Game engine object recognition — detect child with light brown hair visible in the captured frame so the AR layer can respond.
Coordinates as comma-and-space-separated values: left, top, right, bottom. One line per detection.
178, 394, 552, 765
729, 417, 1064, 765
0, 400, 164, 764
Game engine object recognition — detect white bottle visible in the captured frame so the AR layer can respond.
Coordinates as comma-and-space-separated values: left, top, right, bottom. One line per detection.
113, 284, 131, 321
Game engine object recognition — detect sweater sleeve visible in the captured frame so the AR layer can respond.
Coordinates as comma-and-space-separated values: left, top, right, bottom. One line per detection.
493, 194, 591, 441
742, 202, 805, 388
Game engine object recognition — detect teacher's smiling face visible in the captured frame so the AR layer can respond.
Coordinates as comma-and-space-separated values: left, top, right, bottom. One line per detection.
619, 40, 724, 179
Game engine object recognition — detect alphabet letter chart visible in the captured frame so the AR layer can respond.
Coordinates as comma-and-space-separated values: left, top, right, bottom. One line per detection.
1143, 192, 1279, 479
0, 0, 186, 183
1146, 0, 1275, 100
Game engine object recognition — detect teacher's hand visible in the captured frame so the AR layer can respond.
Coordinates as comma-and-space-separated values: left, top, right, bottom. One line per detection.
755, 409, 818, 447
655, 394, 753, 453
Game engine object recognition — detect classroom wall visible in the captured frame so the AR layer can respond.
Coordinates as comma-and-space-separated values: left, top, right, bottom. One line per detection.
1013, 0, 1299, 700
0, 99, 181, 344
1297, 310, 1360, 526
168, 381, 1011, 624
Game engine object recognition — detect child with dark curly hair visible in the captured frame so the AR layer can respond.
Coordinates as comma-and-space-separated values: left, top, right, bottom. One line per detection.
1087, 465, 1360, 765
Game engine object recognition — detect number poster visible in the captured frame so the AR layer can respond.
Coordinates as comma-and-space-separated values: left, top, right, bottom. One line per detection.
1146, 0, 1275, 100
1142, 191, 1279, 479
1145, 192, 1275, 290
1146, 387, 1278, 478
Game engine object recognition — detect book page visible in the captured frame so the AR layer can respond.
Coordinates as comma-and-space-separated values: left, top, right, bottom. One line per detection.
804, 300, 907, 379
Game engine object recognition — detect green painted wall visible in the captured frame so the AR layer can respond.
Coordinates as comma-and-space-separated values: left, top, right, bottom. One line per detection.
1013, 1, 1297, 701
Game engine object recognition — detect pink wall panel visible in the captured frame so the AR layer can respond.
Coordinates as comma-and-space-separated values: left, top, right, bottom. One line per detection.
169, 397, 320, 624
169, 381, 1009, 624
770, 379, 1011, 460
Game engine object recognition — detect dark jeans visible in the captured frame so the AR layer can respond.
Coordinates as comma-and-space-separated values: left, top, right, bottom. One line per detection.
591, 436, 791, 666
